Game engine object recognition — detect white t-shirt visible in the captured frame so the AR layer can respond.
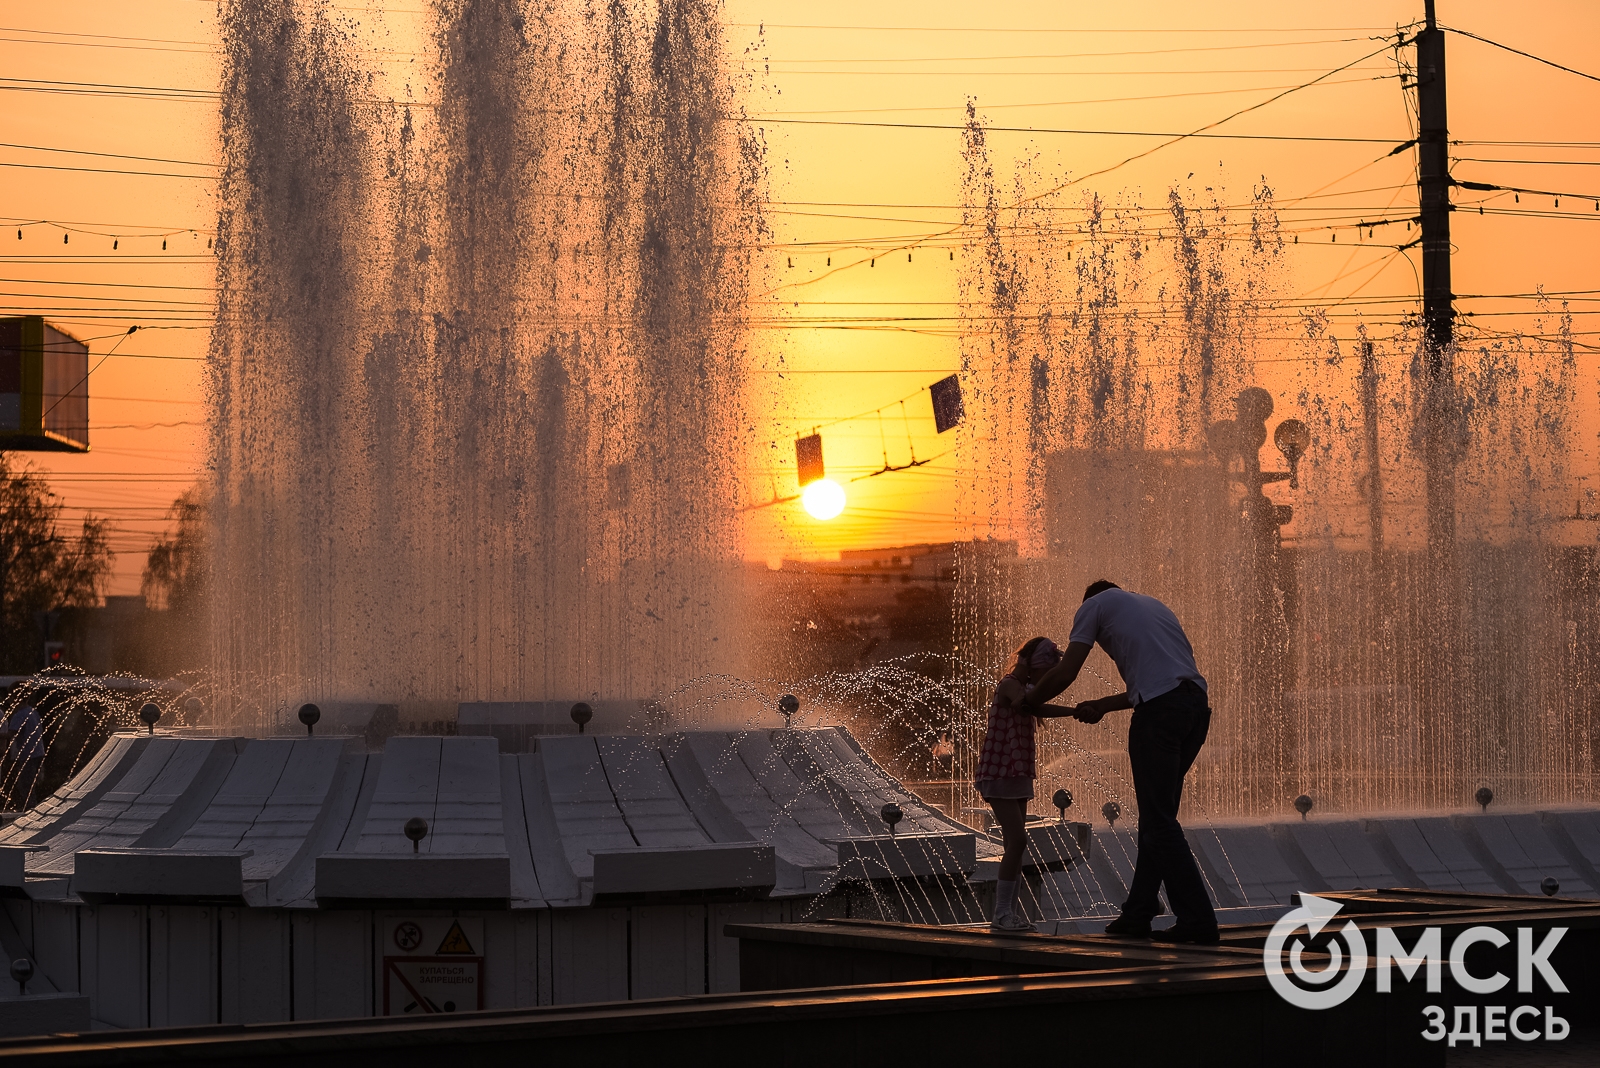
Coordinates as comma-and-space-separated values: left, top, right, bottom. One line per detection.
1069, 589, 1207, 707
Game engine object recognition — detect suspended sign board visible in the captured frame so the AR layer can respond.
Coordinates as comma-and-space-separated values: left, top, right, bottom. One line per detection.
0, 316, 89, 453
380, 914, 485, 1015
929, 375, 964, 434
795, 433, 824, 486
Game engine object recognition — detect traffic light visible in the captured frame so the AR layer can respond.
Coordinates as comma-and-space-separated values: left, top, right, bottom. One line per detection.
43, 641, 64, 668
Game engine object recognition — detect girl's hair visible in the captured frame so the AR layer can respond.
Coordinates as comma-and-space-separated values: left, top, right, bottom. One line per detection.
1012, 636, 1050, 675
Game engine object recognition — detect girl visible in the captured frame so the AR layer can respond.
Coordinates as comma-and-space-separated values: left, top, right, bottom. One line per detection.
976, 636, 1076, 931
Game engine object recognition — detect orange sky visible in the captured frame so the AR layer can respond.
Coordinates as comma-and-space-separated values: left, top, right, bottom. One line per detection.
2, 0, 1597, 592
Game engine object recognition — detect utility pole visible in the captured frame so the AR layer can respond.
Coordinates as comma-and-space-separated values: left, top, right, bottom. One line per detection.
1416, 0, 1456, 558
1415, 0, 1459, 737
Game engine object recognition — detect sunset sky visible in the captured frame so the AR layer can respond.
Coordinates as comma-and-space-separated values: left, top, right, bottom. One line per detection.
2, 0, 1597, 592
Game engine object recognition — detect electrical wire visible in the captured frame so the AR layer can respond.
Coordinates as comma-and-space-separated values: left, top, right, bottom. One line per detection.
1443, 25, 1600, 84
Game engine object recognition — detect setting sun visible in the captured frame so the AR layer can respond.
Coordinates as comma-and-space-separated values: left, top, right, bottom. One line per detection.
801, 478, 846, 520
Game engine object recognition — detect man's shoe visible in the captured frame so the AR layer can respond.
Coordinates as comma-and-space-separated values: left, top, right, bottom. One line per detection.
1102, 915, 1152, 937
990, 912, 1037, 933
1149, 925, 1220, 945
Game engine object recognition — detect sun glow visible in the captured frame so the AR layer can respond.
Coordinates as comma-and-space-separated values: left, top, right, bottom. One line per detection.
801, 478, 846, 520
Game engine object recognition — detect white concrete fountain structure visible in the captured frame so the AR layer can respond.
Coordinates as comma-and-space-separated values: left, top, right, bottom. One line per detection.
2, 718, 1599, 1029
0, 726, 1040, 1028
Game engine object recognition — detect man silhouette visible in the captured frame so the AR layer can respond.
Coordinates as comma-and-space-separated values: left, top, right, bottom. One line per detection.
1017, 580, 1218, 943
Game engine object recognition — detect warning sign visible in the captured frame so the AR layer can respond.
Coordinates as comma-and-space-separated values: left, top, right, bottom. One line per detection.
381, 916, 485, 1015
384, 957, 483, 1015
436, 920, 475, 955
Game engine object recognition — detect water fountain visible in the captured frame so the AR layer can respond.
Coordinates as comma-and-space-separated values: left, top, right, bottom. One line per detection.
951, 110, 1596, 826
1, 0, 1598, 1037
207, 0, 765, 726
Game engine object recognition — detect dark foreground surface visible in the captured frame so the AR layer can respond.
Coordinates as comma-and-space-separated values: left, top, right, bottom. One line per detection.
0, 964, 1430, 1068
2, 888, 1596, 1067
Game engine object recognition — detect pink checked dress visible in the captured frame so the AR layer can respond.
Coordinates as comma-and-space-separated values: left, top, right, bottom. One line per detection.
974, 677, 1036, 800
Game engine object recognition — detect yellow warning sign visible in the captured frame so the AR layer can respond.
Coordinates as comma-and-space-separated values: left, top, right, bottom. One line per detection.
436, 920, 476, 955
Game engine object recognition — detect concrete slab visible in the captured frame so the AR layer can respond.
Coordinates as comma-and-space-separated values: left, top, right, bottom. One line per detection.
833, 833, 976, 879
758, 731, 871, 842
432, 737, 506, 855
74, 849, 250, 899
658, 736, 759, 844
1310, 820, 1399, 887
1021, 821, 1090, 868
595, 738, 708, 848
30, 739, 240, 877
0, 734, 148, 847
0, 846, 46, 889
176, 739, 354, 883
171, 740, 293, 852
1407, 817, 1508, 893
1457, 813, 1594, 897
591, 844, 775, 895
262, 753, 371, 907
682, 733, 836, 891
796, 730, 948, 838
0, 992, 90, 1037
1539, 809, 1600, 876
352, 737, 506, 856
314, 853, 511, 901
1191, 824, 1304, 907
511, 754, 581, 903
538, 736, 636, 880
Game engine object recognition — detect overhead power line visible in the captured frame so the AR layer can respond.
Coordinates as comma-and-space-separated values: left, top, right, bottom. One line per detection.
1444, 25, 1600, 83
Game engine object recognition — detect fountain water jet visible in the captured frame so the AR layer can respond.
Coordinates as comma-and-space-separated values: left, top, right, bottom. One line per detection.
207, 0, 765, 727
952, 109, 1598, 820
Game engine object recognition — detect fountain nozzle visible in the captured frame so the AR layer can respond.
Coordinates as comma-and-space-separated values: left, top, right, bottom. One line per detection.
1052, 788, 1072, 824
138, 702, 161, 734
570, 702, 593, 734
1542, 877, 1560, 897
10, 958, 31, 996
404, 817, 428, 853
778, 694, 799, 729
298, 703, 321, 736
1294, 794, 1313, 821
880, 802, 902, 836
1475, 786, 1494, 813
1102, 801, 1121, 827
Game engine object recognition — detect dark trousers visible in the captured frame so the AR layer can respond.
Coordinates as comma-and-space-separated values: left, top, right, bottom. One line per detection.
1121, 680, 1217, 931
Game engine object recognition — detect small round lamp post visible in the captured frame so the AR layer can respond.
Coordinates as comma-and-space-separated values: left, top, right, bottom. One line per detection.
570, 702, 593, 734
1052, 788, 1073, 824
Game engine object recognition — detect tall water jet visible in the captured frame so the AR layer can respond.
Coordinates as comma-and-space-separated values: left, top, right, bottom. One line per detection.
951, 112, 1598, 819
208, 0, 764, 727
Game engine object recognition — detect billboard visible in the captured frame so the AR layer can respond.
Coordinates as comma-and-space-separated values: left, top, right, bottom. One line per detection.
0, 316, 90, 453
